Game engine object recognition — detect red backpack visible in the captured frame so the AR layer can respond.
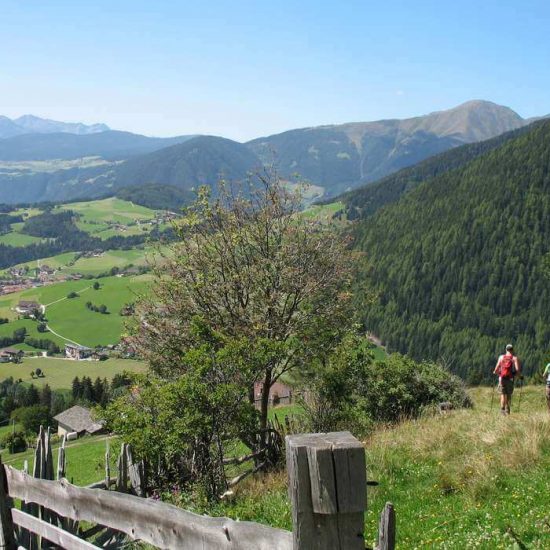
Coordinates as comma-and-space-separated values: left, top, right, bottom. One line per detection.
500, 354, 515, 379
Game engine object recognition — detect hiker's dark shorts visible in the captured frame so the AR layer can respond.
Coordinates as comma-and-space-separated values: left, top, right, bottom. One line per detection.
546, 386, 550, 400
499, 378, 514, 396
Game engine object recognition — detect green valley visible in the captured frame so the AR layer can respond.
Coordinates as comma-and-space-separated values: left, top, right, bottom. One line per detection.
0, 273, 151, 347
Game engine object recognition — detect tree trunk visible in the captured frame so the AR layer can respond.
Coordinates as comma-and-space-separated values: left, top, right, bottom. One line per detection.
259, 369, 272, 434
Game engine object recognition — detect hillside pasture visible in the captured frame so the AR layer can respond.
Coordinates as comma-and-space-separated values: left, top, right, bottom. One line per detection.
57, 197, 156, 224
206, 386, 550, 548
0, 232, 43, 246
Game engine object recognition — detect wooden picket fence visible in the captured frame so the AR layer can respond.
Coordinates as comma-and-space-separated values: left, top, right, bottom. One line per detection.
0, 428, 396, 549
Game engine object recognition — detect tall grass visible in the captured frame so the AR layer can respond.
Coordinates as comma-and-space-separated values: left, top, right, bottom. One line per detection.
208, 385, 550, 548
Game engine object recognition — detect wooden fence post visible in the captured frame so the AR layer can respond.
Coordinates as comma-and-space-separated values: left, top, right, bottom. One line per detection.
0, 457, 16, 550
376, 503, 395, 550
286, 431, 366, 550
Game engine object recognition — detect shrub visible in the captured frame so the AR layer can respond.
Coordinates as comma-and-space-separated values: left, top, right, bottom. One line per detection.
67, 291, 79, 299
302, 334, 471, 436
0, 431, 27, 454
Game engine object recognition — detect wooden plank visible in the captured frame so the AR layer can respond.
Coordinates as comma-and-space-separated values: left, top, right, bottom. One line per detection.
125, 445, 145, 497
104, 440, 110, 492
376, 503, 396, 550
4, 467, 292, 550
11, 509, 96, 550
57, 435, 66, 481
116, 443, 127, 493
0, 457, 16, 550
286, 432, 366, 550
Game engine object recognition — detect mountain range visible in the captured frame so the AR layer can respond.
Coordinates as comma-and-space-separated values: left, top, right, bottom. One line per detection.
0, 115, 110, 138
0, 100, 543, 204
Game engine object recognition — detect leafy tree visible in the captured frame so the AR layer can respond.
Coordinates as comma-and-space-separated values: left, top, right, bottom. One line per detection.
11, 405, 51, 434
103, 344, 256, 500
13, 327, 27, 344
130, 171, 357, 450
93, 281, 100, 290
37, 322, 47, 333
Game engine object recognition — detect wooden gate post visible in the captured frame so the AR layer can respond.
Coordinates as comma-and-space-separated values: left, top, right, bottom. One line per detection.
286, 431, 366, 550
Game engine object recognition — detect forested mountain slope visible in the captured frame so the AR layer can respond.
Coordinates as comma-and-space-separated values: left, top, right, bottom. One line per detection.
353, 119, 550, 379
108, 135, 260, 191
338, 123, 537, 219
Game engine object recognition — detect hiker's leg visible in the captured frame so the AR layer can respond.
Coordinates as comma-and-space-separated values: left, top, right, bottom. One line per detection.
546, 386, 550, 413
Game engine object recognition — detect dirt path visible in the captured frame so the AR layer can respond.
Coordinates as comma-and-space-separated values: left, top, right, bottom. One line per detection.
41, 285, 92, 346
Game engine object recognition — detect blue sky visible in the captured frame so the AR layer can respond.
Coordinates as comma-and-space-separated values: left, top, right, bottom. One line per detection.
1, 0, 549, 140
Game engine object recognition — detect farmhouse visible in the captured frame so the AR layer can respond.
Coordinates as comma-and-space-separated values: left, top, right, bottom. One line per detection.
65, 343, 93, 360
0, 347, 24, 363
254, 380, 293, 407
15, 300, 41, 316
53, 405, 105, 438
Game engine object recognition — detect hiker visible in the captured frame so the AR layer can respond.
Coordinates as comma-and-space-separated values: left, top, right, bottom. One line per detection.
543, 361, 550, 413
493, 344, 521, 415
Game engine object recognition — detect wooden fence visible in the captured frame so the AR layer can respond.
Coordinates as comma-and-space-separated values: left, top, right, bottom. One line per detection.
0, 429, 396, 549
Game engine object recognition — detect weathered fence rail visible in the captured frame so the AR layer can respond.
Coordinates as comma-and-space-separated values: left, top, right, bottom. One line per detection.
0, 430, 395, 549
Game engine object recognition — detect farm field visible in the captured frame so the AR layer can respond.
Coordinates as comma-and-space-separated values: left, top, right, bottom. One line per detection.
0, 232, 43, 246
57, 197, 156, 223
2, 247, 156, 278
0, 357, 146, 389
0, 317, 67, 347
0, 273, 152, 346
56, 197, 164, 241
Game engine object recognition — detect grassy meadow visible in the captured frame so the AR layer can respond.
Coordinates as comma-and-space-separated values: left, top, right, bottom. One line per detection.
56, 197, 162, 241
0, 273, 152, 346
1, 434, 118, 486
203, 386, 550, 549
0, 357, 146, 389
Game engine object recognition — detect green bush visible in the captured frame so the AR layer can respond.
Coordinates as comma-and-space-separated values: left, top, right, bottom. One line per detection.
302, 334, 471, 435
0, 431, 27, 453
